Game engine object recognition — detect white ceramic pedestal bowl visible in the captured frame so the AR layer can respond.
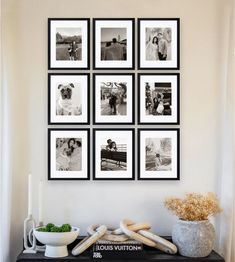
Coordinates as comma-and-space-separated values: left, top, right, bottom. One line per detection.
34, 226, 79, 258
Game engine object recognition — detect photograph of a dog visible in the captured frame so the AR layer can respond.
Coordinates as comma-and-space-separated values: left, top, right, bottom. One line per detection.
56, 82, 82, 116
145, 82, 172, 116
56, 137, 82, 171
56, 27, 82, 61
145, 137, 172, 171
49, 74, 89, 124
100, 136, 127, 171
100, 82, 127, 116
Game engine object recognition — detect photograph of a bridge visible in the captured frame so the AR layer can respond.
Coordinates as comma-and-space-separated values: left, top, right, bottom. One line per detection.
93, 129, 135, 180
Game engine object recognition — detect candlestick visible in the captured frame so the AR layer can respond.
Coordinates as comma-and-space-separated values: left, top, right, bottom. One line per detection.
28, 174, 32, 216
23, 214, 37, 254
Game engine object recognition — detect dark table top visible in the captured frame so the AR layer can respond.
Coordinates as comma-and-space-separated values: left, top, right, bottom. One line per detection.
16, 250, 225, 262
16, 238, 225, 262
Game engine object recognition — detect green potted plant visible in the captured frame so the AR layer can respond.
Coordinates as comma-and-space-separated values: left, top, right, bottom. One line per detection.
34, 223, 79, 258
164, 192, 222, 257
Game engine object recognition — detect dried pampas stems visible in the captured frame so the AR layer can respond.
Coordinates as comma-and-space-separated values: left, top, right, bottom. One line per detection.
164, 192, 222, 221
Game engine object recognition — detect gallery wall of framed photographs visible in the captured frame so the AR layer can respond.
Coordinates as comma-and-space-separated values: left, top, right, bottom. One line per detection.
47, 18, 180, 181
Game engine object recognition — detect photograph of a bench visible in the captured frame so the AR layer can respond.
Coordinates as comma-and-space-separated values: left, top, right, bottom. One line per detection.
101, 149, 127, 170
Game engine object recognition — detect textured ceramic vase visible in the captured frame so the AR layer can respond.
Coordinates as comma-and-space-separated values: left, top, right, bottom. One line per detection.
172, 220, 215, 257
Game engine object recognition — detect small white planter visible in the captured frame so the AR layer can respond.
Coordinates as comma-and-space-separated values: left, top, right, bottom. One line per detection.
34, 226, 79, 258
172, 220, 215, 257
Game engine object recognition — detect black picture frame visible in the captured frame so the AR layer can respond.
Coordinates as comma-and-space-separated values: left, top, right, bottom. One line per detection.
138, 128, 180, 180
48, 18, 90, 70
93, 18, 135, 70
138, 18, 180, 70
48, 128, 90, 180
93, 128, 135, 180
48, 73, 90, 125
93, 73, 135, 125
138, 73, 180, 125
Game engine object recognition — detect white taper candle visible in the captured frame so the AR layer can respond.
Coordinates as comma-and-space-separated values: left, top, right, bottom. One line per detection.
28, 174, 32, 216
38, 180, 43, 223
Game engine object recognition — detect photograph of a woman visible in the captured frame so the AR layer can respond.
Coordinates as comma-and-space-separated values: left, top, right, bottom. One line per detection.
49, 129, 89, 180
146, 36, 159, 61
138, 129, 179, 180
56, 138, 82, 171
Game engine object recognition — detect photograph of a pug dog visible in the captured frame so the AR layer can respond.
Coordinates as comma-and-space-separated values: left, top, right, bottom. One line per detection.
48, 73, 89, 124
56, 82, 82, 116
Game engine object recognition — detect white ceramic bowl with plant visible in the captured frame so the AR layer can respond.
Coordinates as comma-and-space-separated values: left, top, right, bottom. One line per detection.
34, 223, 79, 258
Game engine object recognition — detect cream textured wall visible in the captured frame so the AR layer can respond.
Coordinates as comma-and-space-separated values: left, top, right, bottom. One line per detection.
2, 0, 227, 260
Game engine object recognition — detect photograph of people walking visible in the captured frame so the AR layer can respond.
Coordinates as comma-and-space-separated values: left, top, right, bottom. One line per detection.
93, 74, 134, 124
100, 82, 127, 116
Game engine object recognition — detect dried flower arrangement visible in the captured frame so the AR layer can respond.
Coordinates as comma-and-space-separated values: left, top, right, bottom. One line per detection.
164, 192, 222, 221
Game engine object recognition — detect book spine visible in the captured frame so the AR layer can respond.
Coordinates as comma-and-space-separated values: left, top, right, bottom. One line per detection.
93, 243, 143, 252
93, 244, 143, 259
92, 251, 144, 259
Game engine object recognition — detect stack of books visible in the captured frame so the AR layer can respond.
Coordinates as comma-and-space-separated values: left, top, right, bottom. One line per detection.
92, 239, 144, 259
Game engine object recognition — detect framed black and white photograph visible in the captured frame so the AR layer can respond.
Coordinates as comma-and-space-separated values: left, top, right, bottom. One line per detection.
138, 18, 180, 69
48, 129, 90, 180
93, 18, 135, 69
48, 18, 90, 70
93, 73, 134, 124
48, 73, 90, 125
138, 73, 179, 124
138, 129, 180, 180
93, 129, 135, 180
